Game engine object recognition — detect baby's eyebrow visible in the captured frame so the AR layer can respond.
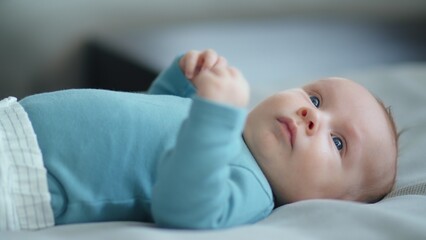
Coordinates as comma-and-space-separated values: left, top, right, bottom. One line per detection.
304, 82, 323, 91
298, 89, 313, 103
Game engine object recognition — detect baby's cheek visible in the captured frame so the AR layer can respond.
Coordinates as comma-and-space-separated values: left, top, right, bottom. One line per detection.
296, 148, 337, 178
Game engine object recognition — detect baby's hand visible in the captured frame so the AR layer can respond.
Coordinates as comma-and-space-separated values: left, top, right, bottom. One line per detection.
192, 64, 250, 108
179, 49, 227, 80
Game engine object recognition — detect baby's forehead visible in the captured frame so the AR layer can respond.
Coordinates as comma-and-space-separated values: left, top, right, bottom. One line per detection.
306, 78, 380, 104
304, 77, 356, 89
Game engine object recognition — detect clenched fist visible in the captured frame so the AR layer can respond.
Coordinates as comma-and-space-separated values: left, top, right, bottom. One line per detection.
180, 49, 250, 108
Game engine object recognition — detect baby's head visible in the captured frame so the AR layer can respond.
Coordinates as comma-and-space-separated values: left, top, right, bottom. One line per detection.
243, 78, 398, 205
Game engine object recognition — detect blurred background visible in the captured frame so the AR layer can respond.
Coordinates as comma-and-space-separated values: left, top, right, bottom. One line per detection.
1, 0, 426, 106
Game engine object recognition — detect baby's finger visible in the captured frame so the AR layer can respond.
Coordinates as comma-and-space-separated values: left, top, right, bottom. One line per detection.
228, 66, 242, 78
183, 50, 200, 78
200, 49, 218, 71
214, 56, 228, 68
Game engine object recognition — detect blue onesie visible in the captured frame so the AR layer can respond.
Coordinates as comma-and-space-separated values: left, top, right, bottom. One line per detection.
19, 56, 274, 229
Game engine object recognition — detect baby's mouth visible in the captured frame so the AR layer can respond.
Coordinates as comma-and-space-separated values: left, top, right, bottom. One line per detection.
277, 116, 297, 147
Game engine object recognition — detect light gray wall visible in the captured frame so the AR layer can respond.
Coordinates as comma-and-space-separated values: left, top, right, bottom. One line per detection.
0, 0, 425, 98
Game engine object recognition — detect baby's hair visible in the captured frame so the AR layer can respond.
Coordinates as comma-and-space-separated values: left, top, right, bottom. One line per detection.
366, 97, 399, 203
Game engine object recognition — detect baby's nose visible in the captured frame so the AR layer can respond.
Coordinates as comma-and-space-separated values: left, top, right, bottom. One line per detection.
297, 107, 319, 136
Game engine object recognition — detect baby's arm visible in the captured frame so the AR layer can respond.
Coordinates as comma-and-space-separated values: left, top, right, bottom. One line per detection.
151, 58, 255, 229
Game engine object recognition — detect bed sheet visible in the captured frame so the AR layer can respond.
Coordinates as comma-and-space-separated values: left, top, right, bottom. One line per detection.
3, 62, 426, 239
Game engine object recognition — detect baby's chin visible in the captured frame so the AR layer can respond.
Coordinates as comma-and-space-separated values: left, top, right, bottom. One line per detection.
277, 186, 360, 204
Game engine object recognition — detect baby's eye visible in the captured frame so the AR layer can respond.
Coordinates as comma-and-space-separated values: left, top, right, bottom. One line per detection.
309, 96, 320, 108
332, 136, 344, 151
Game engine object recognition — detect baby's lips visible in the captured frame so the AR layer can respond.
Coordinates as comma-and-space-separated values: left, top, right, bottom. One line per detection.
277, 116, 297, 147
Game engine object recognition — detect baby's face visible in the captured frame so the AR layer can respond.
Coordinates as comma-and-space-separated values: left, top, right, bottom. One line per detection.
244, 78, 396, 204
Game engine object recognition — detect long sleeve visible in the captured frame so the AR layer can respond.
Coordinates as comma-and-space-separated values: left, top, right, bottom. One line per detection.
147, 56, 196, 97
151, 96, 274, 229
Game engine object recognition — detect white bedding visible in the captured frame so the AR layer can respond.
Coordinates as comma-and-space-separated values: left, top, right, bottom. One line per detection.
3, 63, 426, 239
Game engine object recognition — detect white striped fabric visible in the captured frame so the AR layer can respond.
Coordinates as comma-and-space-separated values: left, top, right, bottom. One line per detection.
385, 182, 426, 199
0, 97, 54, 231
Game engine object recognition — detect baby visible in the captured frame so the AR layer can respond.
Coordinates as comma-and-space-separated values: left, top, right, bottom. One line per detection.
0, 49, 398, 231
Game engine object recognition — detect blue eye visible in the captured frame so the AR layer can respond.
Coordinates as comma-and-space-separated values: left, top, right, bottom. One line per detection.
332, 136, 344, 151
310, 96, 320, 108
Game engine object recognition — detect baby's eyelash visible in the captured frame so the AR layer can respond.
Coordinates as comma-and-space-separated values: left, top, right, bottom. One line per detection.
331, 134, 347, 155
306, 90, 322, 108
310, 96, 320, 108
332, 135, 344, 151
